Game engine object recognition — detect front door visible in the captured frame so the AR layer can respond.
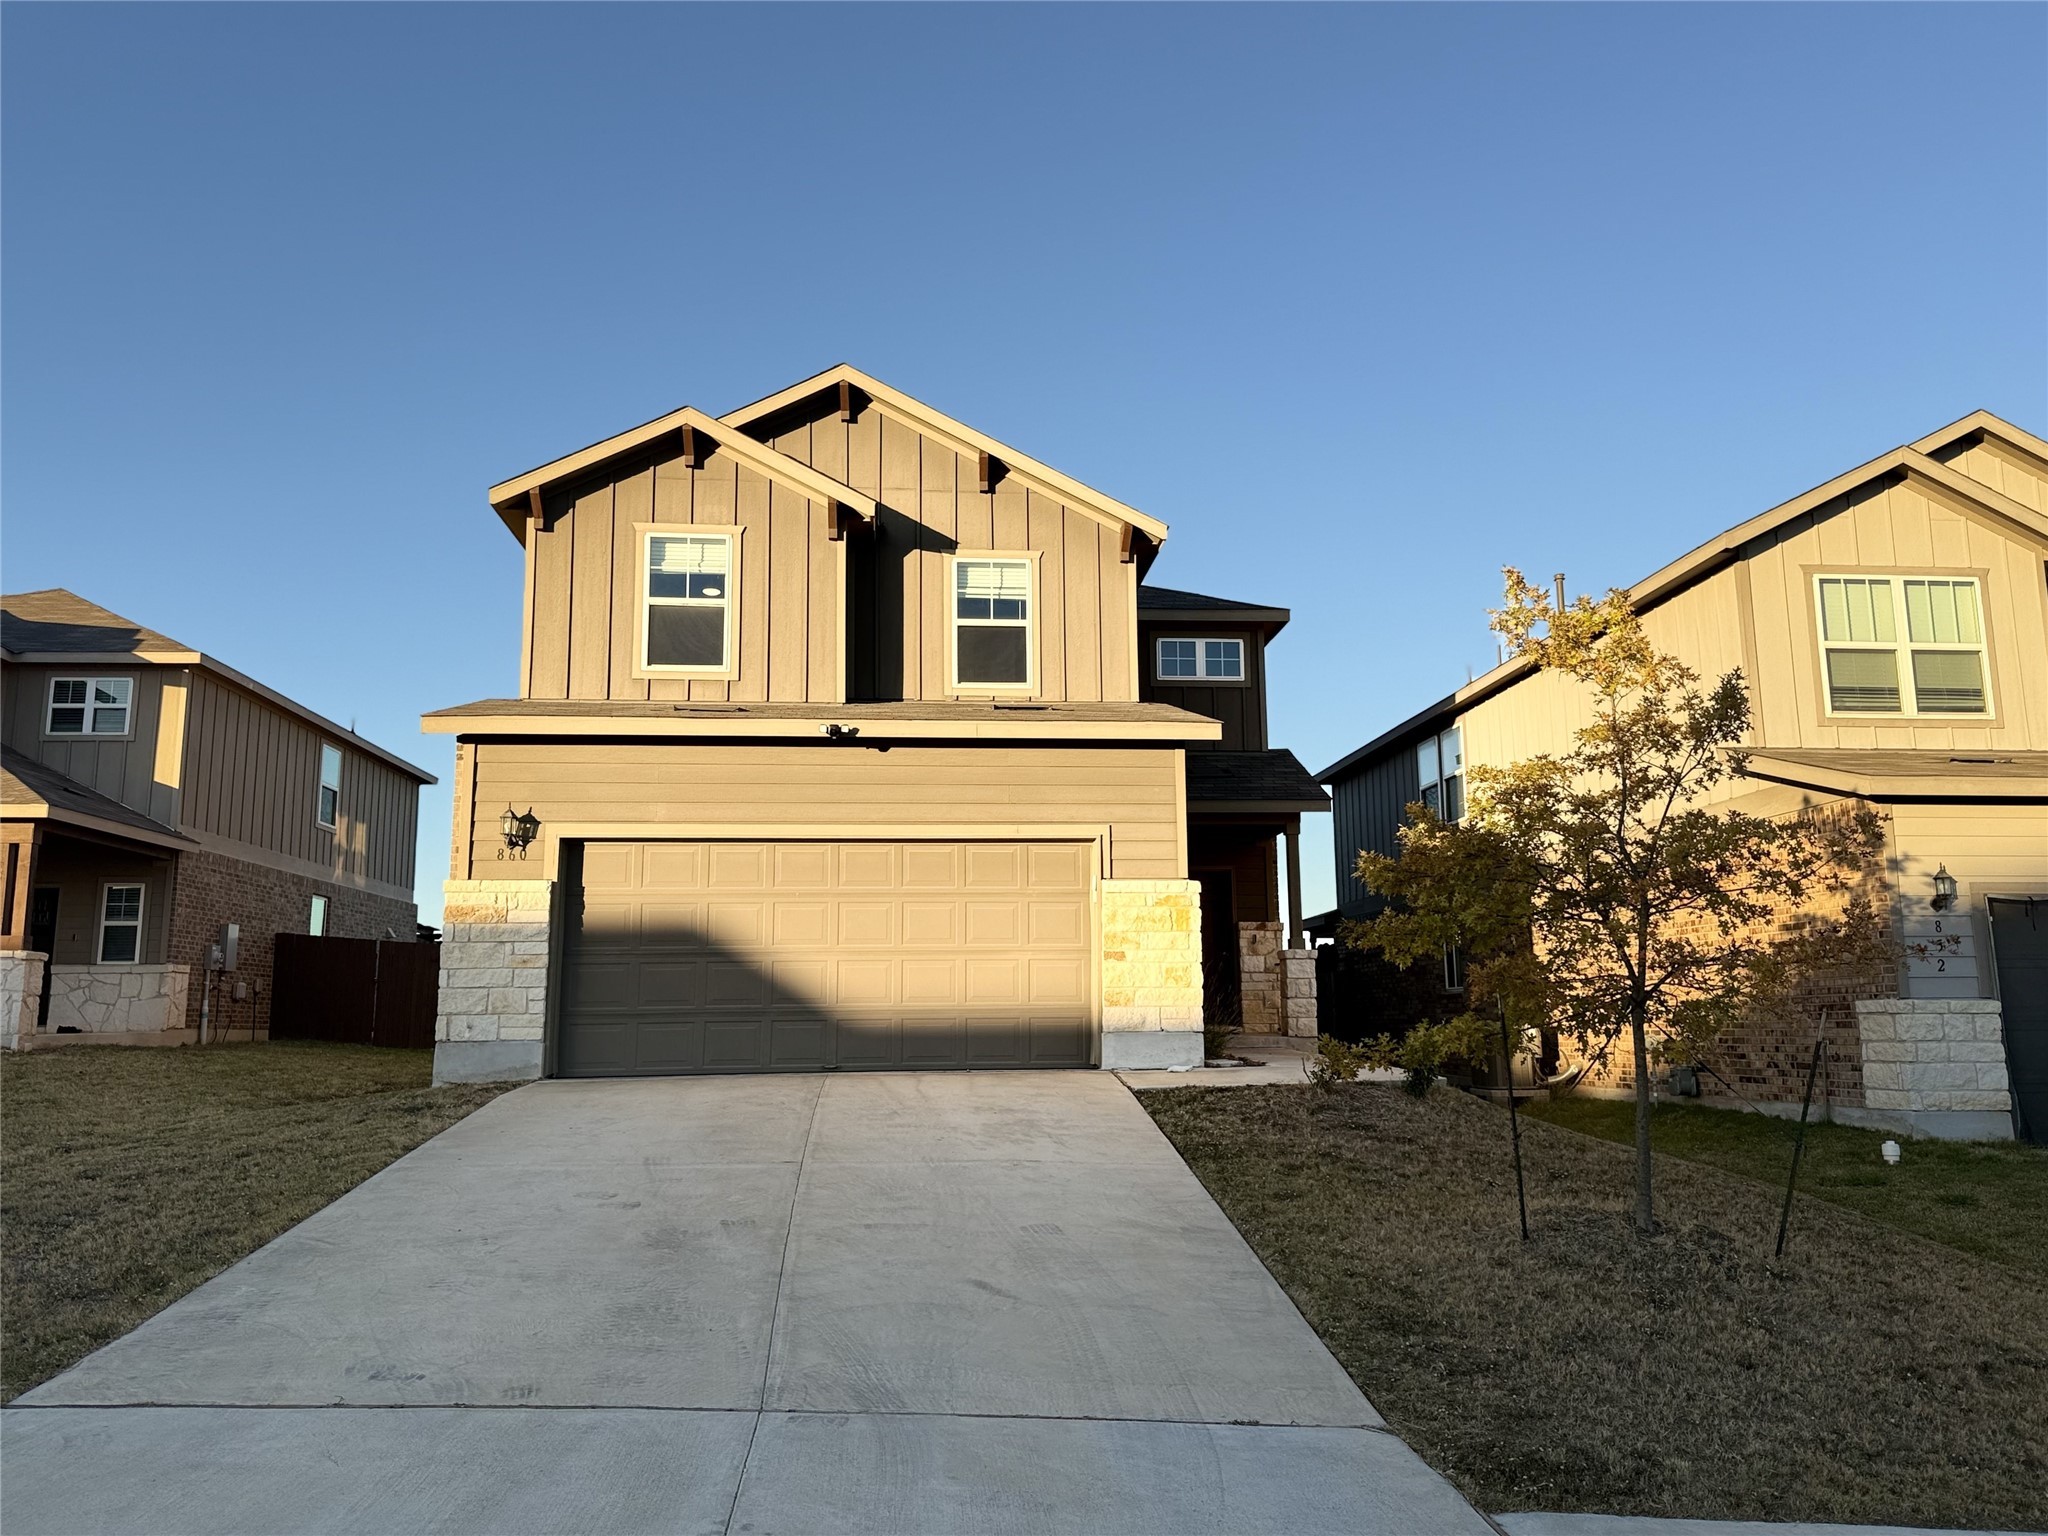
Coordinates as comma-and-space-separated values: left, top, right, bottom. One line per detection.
1989, 897, 2047, 1144
28, 887, 58, 1030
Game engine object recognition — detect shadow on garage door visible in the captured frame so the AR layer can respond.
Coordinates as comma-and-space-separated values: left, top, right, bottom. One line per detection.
554, 838, 1100, 1077
1990, 897, 2048, 1145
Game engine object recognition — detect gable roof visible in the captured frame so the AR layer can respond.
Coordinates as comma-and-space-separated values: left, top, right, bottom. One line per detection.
1, 589, 436, 785
720, 365, 1172, 547
486, 404, 880, 544
1137, 584, 1291, 632
1318, 410, 2048, 783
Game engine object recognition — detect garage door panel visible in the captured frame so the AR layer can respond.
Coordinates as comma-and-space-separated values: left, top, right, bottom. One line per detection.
706, 902, 766, 948
1029, 958, 1088, 1005
633, 1022, 705, 1073
564, 959, 637, 1010
1028, 901, 1085, 946
964, 902, 1022, 946
641, 844, 705, 890
901, 959, 958, 1006
901, 902, 957, 945
964, 958, 1024, 1005
561, 840, 1095, 1077
836, 959, 894, 1006
773, 845, 832, 888
704, 845, 765, 891
773, 903, 830, 947
637, 962, 701, 1008
964, 846, 1023, 890
836, 903, 894, 946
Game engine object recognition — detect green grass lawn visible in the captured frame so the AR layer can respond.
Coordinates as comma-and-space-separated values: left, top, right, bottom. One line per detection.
1521, 1093, 2048, 1276
1, 1042, 511, 1402
1142, 1081, 2048, 1529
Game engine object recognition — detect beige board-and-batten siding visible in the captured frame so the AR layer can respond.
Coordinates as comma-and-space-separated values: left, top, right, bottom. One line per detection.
179, 671, 418, 890
1, 662, 181, 826
457, 742, 1185, 882
521, 410, 1138, 708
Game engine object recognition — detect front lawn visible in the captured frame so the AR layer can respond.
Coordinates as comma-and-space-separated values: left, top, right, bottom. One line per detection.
1143, 1082, 2048, 1529
1521, 1092, 2048, 1276
1, 1042, 511, 1402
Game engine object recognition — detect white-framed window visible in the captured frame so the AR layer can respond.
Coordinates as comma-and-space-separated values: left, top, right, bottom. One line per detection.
317, 743, 342, 829
98, 883, 144, 964
308, 894, 328, 937
953, 557, 1032, 688
1156, 637, 1245, 681
1417, 725, 1464, 821
643, 529, 736, 672
46, 676, 132, 737
1815, 575, 1990, 717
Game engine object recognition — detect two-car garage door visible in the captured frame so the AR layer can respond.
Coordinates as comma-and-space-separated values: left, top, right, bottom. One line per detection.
558, 840, 1096, 1076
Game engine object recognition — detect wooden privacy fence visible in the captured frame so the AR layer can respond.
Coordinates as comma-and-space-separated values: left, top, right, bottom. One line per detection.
272, 935, 439, 1049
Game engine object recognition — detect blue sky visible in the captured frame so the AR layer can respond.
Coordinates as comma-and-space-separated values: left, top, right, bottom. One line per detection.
5, 3, 2043, 923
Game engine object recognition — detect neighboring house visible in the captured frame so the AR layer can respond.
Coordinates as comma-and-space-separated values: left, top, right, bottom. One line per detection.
0, 591, 434, 1046
1314, 411, 2048, 1142
424, 364, 1326, 1084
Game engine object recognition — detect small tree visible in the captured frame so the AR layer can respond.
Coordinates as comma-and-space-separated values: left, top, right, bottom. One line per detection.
1351, 570, 1887, 1235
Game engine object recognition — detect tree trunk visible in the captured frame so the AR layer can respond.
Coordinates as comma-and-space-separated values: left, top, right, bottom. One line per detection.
1630, 1009, 1657, 1235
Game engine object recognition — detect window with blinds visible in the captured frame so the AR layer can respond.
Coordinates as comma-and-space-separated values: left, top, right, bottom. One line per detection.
1815, 574, 1988, 717
954, 558, 1031, 686
645, 531, 735, 671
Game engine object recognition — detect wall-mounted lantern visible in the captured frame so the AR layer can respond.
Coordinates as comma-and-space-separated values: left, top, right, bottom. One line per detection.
1930, 864, 1958, 912
500, 805, 540, 856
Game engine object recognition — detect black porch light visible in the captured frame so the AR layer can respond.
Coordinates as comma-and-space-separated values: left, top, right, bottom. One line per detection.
1930, 864, 1958, 912
501, 805, 541, 853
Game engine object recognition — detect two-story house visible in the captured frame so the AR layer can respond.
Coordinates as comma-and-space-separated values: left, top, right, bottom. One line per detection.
1, 590, 434, 1045
1315, 412, 2048, 1143
424, 365, 1326, 1084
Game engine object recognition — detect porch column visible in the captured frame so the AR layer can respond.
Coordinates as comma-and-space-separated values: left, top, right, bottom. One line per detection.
1283, 817, 1304, 951
1, 824, 42, 952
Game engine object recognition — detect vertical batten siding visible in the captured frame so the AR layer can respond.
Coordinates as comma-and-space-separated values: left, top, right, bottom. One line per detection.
177, 673, 417, 889
1328, 750, 1422, 919
523, 446, 845, 709
1139, 626, 1268, 751
0, 663, 173, 820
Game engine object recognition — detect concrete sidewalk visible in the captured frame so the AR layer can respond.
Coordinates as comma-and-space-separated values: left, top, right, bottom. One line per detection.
1498, 1515, 2034, 1536
3, 1072, 1489, 1535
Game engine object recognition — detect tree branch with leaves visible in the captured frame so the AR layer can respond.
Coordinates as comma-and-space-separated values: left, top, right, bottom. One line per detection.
1348, 570, 1888, 1235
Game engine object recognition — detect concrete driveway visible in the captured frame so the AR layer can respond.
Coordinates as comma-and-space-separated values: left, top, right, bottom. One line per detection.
4, 1072, 1488, 1535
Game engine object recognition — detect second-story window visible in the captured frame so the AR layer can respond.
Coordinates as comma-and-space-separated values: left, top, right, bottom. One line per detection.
1417, 726, 1464, 821
954, 558, 1032, 687
47, 677, 132, 736
645, 531, 735, 671
1816, 575, 1989, 716
1156, 638, 1244, 681
317, 743, 342, 829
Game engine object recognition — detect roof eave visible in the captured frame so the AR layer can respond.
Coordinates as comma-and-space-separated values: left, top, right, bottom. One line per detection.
719, 365, 1171, 546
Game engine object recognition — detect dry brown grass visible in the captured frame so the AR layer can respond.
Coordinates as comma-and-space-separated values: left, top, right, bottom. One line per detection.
2, 1042, 510, 1402
1143, 1081, 2048, 1528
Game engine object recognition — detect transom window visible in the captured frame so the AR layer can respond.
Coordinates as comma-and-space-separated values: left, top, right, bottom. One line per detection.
1417, 725, 1464, 821
47, 677, 132, 736
644, 531, 735, 671
1815, 575, 1989, 717
1156, 637, 1244, 681
98, 884, 144, 964
953, 558, 1032, 687
317, 743, 342, 829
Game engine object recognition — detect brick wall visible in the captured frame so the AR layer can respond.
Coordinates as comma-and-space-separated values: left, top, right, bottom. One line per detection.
1565, 802, 1897, 1108
168, 846, 418, 1037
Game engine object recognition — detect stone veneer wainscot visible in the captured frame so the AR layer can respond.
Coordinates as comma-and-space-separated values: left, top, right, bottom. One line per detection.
1851, 998, 2014, 1141
433, 879, 554, 1085
1099, 879, 1205, 1070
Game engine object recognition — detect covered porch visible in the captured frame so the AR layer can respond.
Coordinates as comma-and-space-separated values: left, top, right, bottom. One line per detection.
1184, 750, 1329, 1039
2, 749, 194, 1048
